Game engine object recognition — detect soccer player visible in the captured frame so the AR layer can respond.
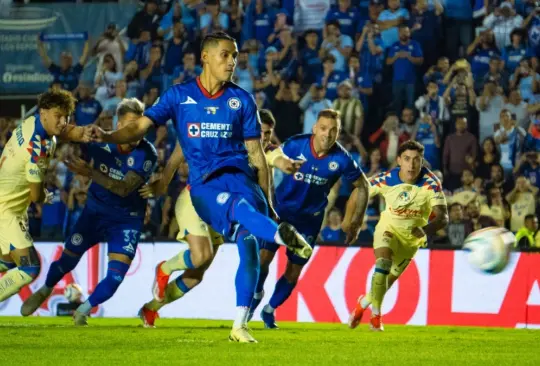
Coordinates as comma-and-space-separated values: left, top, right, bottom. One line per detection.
348, 140, 449, 331
249, 109, 370, 328
21, 98, 158, 325
89, 31, 311, 342
0, 90, 93, 303
138, 109, 304, 327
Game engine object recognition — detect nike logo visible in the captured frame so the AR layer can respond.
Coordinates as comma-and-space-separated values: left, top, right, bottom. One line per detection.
180, 96, 197, 105
296, 153, 307, 161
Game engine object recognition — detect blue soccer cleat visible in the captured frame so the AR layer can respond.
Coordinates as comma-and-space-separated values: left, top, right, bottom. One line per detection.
260, 309, 279, 329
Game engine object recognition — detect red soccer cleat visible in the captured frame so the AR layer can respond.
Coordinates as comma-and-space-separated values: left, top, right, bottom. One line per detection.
348, 295, 367, 329
139, 306, 159, 328
152, 261, 169, 303
370, 314, 384, 331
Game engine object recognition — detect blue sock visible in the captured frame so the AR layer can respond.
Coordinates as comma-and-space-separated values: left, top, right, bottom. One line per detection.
255, 265, 270, 294
45, 252, 80, 288
175, 277, 191, 293
269, 275, 297, 309
87, 260, 130, 309
235, 228, 260, 307
232, 198, 278, 243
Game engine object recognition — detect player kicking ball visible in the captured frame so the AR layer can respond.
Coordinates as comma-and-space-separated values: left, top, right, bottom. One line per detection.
89, 32, 311, 343
348, 141, 448, 331
138, 110, 304, 327
248, 109, 371, 328
21, 99, 158, 325
0, 90, 94, 303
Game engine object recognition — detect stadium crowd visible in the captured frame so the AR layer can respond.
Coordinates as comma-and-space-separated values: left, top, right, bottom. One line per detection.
1, 0, 539, 248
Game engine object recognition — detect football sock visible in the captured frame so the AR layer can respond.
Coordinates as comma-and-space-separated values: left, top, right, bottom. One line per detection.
145, 277, 190, 311
231, 198, 279, 244
263, 304, 274, 314
235, 227, 260, 308
255, 264, 270, 294
233, 306, 250, 329
0, 259, 15, 273
45, 252, 80, 289
370, 258, 392, 316
0, 267, 36, 302
86, 260, 130, 311
161, 250, 194, 275
268, 275, 296, 310
360, 293, 372, 309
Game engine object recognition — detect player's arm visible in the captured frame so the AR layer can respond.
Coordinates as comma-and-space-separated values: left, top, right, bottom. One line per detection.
245, 139, 274, 213
421, 204, 449, 236
342, 175, 370, 244
59, 124, 94, 143
140, 142, 185, 198
99, 117, 154, 144
266, 147, 305, 174
29, 183, 47, 203
322, 179, 342, 227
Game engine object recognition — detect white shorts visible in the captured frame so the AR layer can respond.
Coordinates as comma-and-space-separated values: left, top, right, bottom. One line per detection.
0, 214, 34, 255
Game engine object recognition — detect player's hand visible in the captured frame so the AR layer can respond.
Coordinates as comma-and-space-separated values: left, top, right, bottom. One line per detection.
79, 125, 97, 143
90, 125, 107, 143
411, 227, 425, 239
342, 219, 361, 246
138, 176, 167, 199
274, 157, 305, 174
65, 156, 93, 178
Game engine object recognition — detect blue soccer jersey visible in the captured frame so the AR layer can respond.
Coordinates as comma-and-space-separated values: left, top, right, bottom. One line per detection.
144, 77, 261, 186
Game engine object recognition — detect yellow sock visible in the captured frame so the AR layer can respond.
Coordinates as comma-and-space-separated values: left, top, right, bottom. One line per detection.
369, 258, 392, 316
161, 250, 189, 275
0, 268, 33, 302
360, 293, 372, 309
145, 281, 186, 311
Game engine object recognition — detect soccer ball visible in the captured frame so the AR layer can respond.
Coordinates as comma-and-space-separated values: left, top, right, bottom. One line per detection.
64, 283, 83, 302
462, 227, 515, 274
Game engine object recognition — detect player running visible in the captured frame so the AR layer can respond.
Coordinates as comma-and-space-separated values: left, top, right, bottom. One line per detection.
21, 98, 158, 325
249, 109, 370, 328
0, 90, 94, 303
138, 109, 303, 328
348, 140, 449, 331
90, 31, 312, 342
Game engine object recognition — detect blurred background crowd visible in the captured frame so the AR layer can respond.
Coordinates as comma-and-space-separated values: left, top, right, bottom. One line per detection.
0, 0, 539, 248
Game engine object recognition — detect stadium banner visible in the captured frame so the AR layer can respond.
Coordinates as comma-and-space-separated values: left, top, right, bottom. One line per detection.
1, 243, 539, 329
0, 3, 136, 94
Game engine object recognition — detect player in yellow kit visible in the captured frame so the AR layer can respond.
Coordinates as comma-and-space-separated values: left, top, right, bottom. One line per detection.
137, 109, 303, 327
0, 90, 94, 303
347, 140, 449, 331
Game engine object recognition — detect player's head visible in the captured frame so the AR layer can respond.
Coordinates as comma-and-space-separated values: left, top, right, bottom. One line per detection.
449, 203, 464, 222
396, 140, 424, 182
259, 109, 276, 148
38, 89, 76, 136
116, 98, 145, 147
525, 214, 538, 232
313, 109, 341, 152
200, 32, 238, 83
328, 208, 343, 226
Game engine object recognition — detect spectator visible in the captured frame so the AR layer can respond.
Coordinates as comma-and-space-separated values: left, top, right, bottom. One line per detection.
272, 80, 302, 140
510, 58, 539, 103
445, 202, 473, 247
267, 9, 291, 47
481, 185, 510, 227
493, 109, 527, 175
443, 0, 473, 60
415, 79, 449, 131
515, 214, 539, 248
523, 7, 540, 60
141, 45, 165, 94
173, 51, 201, 85
486, 163, 514, 195
94, 53, 124, 105
475, 137, 501, 181
102, 79, 128, 116
377, 0, 409, 49
163, 22, 192, 75
443, 80, 476, 137
157, 1, 182, 41
299, 84, 332, 134
476, 80, 505, 142
242, 0, 274, 47
124, 61, 142, 98
502, 28, 535, 73
362, 147, 387, 178
320, 208, 347, 242
423, 56, 450, 95
355, 22, 385, 85
40, 174, 67, 240
452, 168, 479, 207
318, 55, 348, 101
408, 0, 443, 69
127, 0, 160, 40
504, 89, 530, 130
481, 57, 509, 93
325, 0, 358, 39
483, 2, 524, 51
348, 53, 373, 114
514, 152, 540, 188
292, 0, 331, 33
125, 30, 152, 69
92, 23, 125, 76
333, 80, 364, 136
299, 30, 323, 86
466, 199, 498, 231
524, 112, 540, 152
64, 188, 87, 237
226, 0, 243, 41
73, 83, 102, 126
506, 176, 538, 232
387, 25, 424, 113
320, 20, 354, 73
412, 114, 441, 170
369, 112, 408, 164
443, 117, 478, 190
36, 37, 90, 92
200, 0, 229, 37
399, 107, 418, 139
466, 29, 499, 81
233, 49, 256, 93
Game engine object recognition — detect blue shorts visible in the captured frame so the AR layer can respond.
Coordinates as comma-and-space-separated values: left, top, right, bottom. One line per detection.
190, 171, 268, 241
64, 206, 143, 260
259, 213, 323, 266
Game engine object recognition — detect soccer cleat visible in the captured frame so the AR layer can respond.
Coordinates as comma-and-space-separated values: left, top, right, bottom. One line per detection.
348, 295, 366, 329
260, 309, 279, 329
278, 223, 313, 259
73, 311, 88, 326
20, 288, 51, 316
152, 261, 169, 303
370, 315, 384, 331
229, 325, 258, 343
139, 306, 159, 328
247, 293, 264, 322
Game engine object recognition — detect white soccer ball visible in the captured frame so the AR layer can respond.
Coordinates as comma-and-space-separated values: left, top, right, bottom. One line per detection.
463, 227, 515, 274
64, 283, 83, 302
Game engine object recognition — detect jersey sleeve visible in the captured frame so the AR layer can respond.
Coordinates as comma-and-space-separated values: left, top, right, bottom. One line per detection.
24, 128, 46, 183
241, 93, 261, 140
129, 145, 158, 182
341, 152, 363, 184
143, 87, 175, 126
280, 138, 298, 159
265, 147, 286, 167
368, 173, 385, 198
428, 177, 447, 207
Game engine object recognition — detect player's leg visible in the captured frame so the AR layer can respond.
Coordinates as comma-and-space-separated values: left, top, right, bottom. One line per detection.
247, 246, 278, 321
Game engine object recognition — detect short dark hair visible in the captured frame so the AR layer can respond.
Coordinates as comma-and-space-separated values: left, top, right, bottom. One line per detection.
449, 202, 463, 211
317, 109, 340, 121
398, 24, 409, 31
37, 89, 76, 116
398, 140, 425, 157
259, 109, 276, 128
525, 214, 537, 221
200, 31, 236, 52
326, 20, 340, 28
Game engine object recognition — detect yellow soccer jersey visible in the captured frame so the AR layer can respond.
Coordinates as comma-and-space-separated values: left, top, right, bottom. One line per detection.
0, 115, 56, 216
370, 166, 447, 245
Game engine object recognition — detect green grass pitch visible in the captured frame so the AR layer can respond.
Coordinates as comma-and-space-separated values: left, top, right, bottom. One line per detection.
2, 317, 538, 365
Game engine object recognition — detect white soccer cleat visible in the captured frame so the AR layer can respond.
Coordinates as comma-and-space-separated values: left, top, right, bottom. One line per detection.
229, 326, 258, 343
73, 311, 88, 326
278, 223, 313, 259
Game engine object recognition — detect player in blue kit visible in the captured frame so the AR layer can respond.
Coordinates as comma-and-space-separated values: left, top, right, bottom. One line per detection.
249, 109, 370, 329
21, 98, 158, 325
90, 32, 311, 342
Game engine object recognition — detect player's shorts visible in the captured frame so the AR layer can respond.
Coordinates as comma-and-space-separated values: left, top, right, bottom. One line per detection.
0, 214, 33, 255
259, 212, 323, 266
190, 171, 268, 241
64, 206, 143, 260
373, 223, 424, 277
175, 187, 224, 246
